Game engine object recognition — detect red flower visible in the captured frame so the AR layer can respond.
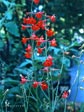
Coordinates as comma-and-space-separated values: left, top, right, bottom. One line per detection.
32, 81, 48, 90
32, 81, 39, 88
25, 44, 32, 52
43, 59, 53, 67
43, 55, 53, 67
40, 82, 48, 90
36, 36, 45, 46
21, 37, 28, 44
50, 15, 56, 22
21, 76, 27, 84
62, 91, 69, 98
21, 24, 27, 30
47, 55, 53, 60
24, 52, 32, 58
25, 17, 36, 24
30, 34, 39, 40
41, 24, 46, 30
37, 20, 46, 30
23, 18, 27, 24
46, 29, 54, 37
50, 39, 57, 47
37, 48, 44, 54
42, 67, 49, 72
35, 12, 43, 19
33, 0, 40, 5
32, 24, 40, 31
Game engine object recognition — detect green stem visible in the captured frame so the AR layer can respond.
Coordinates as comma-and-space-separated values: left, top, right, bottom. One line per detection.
45, 28, 51, 110
36, 88, 40, 112
64, 99, 67, 112
52, 51, 64, 112
56, 51, 64, 97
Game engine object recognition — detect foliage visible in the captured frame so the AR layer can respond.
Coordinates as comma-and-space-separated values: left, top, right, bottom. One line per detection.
0, 0, 84, 112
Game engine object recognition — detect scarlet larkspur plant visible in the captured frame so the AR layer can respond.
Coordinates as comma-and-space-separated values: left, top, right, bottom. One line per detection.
20, 1, 61, 111
46, 29, 54, 37
50, 38, 57, 47
33, 0, 40, 5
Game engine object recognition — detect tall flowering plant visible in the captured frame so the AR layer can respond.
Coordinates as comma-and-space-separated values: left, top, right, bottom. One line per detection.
20, 0, 71, 112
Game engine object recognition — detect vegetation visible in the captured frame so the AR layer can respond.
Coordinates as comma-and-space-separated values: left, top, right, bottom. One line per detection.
0, 0, 84, 112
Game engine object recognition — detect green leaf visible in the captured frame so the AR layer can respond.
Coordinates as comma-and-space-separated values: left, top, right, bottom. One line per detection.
19, 59, 32, 68
61, 57, 70, 67
59, 39, 70, 46
4, 21, 20, 37
21, 0, 26, 5
5, 9, 13, 20
2, 0, 10, 7
0, 86, 4, 99
0, 18, 5, 28
15, 68, 33, 75
48, 47, 60, 55
2, 78, 19, 85
9, 87, 20, 94
0, 40, 4, 49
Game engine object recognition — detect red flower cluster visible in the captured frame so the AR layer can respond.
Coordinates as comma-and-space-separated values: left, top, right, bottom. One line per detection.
36, 36, 45, 46
32, 24, 40, 31
24, 44, 32, 58
22, 14, 46, 31
32, 81, 48, 90
43, 55, 53, 67
23, 17, 36, 25
21, 0, 57, 95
